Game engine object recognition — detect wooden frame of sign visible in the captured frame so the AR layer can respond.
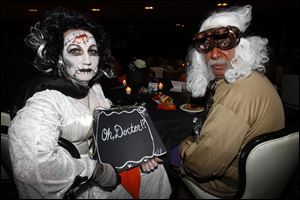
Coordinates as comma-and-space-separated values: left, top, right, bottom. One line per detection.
93, 105, 167, 172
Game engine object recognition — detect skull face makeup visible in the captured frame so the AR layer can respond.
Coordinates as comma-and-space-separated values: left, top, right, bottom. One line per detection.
62, 29, 99, 86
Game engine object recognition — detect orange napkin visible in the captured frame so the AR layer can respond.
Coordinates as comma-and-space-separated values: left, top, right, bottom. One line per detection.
119, 166, 141, 199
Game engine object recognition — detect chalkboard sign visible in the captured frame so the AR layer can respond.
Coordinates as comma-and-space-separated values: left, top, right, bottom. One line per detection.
93, 106, 167, 172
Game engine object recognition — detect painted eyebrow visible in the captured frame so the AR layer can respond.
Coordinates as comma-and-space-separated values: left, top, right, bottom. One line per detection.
66, 44, 98, 52
66, 44, 81, 51
89, 44, 98, 49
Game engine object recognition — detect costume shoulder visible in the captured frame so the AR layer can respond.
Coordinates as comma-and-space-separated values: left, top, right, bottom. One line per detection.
11, 75, 89, 119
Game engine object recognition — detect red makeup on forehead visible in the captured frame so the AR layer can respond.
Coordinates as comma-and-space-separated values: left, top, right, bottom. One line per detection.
71, 33, 89, 44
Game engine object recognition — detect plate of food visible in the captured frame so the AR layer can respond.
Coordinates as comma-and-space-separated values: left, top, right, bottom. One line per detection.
180, 103, 204, 113
152, 94, 176, 110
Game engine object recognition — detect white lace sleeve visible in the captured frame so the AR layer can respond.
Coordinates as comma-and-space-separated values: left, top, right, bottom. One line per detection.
8, 90, 96, 198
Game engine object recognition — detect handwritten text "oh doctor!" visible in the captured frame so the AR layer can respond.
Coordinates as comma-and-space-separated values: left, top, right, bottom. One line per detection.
101, 119, 147, 141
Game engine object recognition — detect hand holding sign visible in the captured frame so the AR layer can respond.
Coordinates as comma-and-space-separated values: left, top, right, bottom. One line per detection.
140, 157, 163, 173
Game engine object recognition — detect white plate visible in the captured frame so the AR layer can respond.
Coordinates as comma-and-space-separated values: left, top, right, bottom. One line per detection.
180, 104, 204, 113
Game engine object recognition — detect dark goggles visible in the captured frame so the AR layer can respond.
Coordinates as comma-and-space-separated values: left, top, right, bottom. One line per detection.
193, 26, 241, 53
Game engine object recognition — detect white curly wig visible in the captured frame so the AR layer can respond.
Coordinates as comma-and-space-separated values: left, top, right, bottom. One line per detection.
187, 5, 269, 97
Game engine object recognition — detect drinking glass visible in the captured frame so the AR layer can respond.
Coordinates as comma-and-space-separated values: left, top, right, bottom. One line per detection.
181, 83, 191, 104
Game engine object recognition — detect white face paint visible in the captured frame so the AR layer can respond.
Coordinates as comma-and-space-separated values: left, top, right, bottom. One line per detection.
62, 29, 99, 85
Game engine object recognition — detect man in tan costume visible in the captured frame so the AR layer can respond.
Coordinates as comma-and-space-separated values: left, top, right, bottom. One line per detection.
179, 5, 284, 198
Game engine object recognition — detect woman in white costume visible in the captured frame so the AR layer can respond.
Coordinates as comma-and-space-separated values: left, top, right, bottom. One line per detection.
8, 7, 171, 199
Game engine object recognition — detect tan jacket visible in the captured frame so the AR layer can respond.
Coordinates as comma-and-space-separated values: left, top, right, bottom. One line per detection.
179, 72, 285, 197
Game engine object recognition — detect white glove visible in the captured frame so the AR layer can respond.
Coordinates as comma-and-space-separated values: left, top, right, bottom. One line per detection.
140, 157, 163, 173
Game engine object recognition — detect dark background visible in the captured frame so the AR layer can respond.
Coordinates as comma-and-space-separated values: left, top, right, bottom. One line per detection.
1, 0, 299, 111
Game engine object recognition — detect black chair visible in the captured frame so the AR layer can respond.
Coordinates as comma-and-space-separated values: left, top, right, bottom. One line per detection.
281, 74, 299, 111
1, 111, 13, 180
180, 128, 299, 199
281, 74, 299, 128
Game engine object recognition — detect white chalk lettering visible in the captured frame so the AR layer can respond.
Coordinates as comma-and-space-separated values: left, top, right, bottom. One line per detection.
101, 128, 114, 141
101, 118, 148, 142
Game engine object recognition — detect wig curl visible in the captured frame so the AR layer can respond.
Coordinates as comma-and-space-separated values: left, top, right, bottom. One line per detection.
25, 7, 113, 87
186, 47, 215, 97
187, 5, 269, 97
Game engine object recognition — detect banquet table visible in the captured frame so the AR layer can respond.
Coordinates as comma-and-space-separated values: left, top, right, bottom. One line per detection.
104, 86, 205, 149
103, 85, 206, 171
144, 92, 204, 149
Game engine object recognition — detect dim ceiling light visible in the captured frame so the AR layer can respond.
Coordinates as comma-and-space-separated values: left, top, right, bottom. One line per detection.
217, 2, 228, 7
175, 23, 185, 28
28, 9, 38, 12
144, 6, 154, 10
91, 8, 101, 12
